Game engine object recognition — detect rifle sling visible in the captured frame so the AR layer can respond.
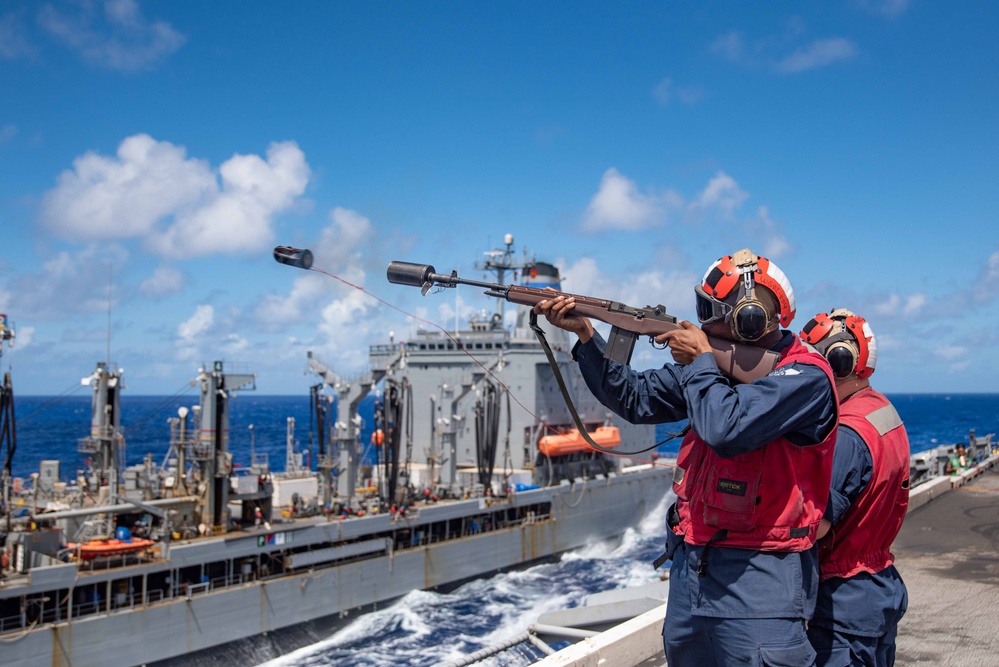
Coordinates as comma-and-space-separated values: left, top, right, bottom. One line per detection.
528, 312, 661, 457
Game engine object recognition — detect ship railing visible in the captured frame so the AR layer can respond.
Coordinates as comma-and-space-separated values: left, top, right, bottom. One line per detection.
77, 426, 125, 453
211, 573, 246, 590
185, 581, 211, 598
175, 573, 248, 599
0, 579, 252, 635
70, 588, 168, 626
69, 599, 102, 619
77, 436, 103, 454
0, 612, 22, 633
33, 586, 207, 632
115, 589, 158, 611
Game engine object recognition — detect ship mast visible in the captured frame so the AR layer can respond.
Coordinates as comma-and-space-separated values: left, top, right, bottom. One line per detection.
79, 362, 126, 507
195, 361, 256, 532
0, 315, 14, 534
474, 233, 531, 326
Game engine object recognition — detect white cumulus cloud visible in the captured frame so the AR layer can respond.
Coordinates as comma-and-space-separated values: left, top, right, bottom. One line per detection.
41, 134, 310, 260
178, 304, 214, 342
41, 134, 214, 240
7, 245, 129, 321
560, 256, 695, 317
220, 333, 249, 356
581, 168, 682, 232
690, 172, 749, 217
580, 169, 776, 242
256, 206, 377, 337
749, 206, 792, 260
148, 141, 310, 259
139, 266, 184, 298
872, 292, 927, 318
174, 304, 253, 364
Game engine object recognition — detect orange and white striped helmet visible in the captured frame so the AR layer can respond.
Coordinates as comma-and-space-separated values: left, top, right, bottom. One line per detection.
800, 308, 878, 378
695, 248, 796, 341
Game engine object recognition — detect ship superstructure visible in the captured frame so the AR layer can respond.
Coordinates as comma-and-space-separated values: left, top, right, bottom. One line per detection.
0, 237, 673, 667
367, 234, 652, 496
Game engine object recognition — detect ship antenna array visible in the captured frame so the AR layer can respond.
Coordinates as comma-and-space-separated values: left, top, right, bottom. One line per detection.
473, 233, 532, 324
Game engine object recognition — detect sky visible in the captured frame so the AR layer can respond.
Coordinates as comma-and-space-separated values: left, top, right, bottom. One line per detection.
0, 0, 997, 397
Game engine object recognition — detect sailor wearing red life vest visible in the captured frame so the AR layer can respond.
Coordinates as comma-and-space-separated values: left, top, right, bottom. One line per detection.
536, 249, 838, 667
800, 309, 910, 666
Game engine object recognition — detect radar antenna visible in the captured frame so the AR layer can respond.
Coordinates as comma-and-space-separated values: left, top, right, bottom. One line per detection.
474, 233, 533, 324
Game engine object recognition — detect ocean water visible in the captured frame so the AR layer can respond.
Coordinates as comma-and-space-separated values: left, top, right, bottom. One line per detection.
11, 393, 343, 481
258, 503, 671, 667
8, 391, 999, 666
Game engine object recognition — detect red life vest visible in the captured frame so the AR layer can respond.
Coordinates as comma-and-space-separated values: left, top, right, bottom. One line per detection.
820, 387, 910, 580
673, 336, 837, 551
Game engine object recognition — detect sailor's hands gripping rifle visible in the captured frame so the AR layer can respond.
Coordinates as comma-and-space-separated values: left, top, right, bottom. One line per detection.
386, 261, 779, 385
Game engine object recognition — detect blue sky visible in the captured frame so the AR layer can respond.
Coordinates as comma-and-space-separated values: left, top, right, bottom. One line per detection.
0, 0, 997, 396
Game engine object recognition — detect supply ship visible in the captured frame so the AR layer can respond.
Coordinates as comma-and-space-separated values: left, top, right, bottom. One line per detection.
0, 236, 673, 667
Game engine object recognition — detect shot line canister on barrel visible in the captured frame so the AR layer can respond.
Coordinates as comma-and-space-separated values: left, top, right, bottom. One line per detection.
273, 246, 313, 270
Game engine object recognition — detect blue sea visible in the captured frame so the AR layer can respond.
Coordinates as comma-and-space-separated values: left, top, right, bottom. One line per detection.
8, 392, 999, 666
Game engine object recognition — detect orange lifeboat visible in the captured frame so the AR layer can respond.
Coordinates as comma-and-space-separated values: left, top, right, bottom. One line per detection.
539, 426, 621, 457
68, 537, 156, 560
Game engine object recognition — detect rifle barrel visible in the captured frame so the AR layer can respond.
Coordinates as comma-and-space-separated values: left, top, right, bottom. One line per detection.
387, 261, 506, 292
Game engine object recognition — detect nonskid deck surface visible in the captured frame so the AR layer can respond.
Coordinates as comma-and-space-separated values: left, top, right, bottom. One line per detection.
893, 466, 999, 666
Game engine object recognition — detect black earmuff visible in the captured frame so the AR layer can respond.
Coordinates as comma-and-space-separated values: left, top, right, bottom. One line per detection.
825, 342, 858, 378
733, 302, 768, 341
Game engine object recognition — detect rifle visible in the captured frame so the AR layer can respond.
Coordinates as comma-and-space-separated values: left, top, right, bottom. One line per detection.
386, 261, 779, 384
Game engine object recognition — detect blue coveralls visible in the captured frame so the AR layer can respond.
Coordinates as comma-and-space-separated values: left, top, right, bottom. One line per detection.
807, 425, 908, 667
572, 331, 837, 667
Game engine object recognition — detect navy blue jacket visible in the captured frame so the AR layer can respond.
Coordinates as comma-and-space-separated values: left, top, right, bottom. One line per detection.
573, 330, 837, 618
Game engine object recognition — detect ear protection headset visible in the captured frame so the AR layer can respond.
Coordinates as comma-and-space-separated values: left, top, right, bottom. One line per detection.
695, 249, 796, 342
800, 308, 877, 378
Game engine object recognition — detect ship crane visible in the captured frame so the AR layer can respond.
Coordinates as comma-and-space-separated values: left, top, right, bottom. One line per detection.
306, 349, 406, 505
192, 361, 256, 532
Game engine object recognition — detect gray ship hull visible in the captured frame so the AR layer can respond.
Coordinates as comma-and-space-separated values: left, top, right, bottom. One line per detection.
1, 465, 671, 667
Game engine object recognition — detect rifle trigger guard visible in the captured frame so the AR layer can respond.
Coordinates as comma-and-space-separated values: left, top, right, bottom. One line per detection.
651, 336, 668, 351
